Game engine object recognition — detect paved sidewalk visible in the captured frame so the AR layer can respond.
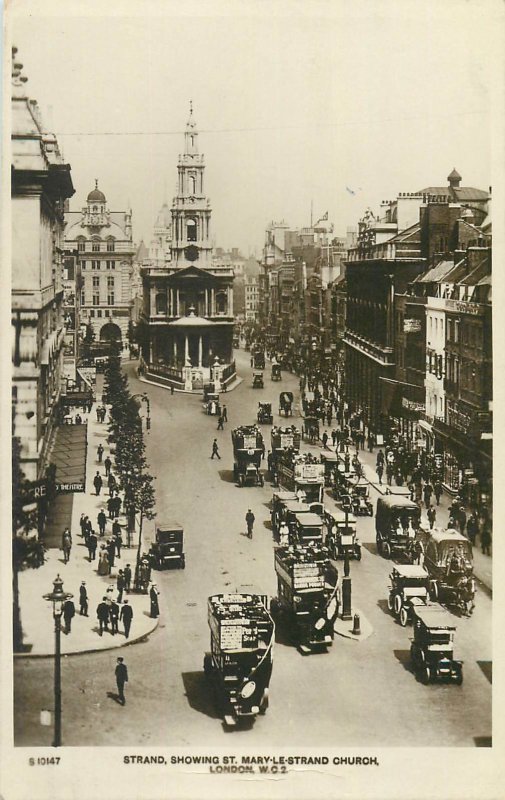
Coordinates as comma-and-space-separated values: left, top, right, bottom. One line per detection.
16, 390, 160, 657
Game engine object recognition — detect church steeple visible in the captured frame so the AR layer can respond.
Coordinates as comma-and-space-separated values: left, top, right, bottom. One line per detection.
171, 105, 212, 269
184, 100, 199, 156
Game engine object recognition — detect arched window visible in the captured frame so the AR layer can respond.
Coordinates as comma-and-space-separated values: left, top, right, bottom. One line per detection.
189, 174, 196, 194
187, 218, 197, 242
155, 293, 167, 315
92, 237, 101, 252
77, 237, 86, 252
106, 237, 115, 252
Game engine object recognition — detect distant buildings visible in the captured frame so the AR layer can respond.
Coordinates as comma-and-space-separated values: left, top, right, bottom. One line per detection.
11, 50, 75, 480
140, 105, 235, 391
64, 183, 134, 345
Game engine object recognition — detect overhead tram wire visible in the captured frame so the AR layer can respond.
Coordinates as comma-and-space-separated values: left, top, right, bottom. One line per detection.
55, 109, 488, 137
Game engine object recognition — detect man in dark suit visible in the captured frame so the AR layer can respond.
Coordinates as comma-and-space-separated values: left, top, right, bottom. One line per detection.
115, 657, 128, 705
107, 539, 116, 570
97, 597, 110, 635
79, 582, 88, 616
88, 532, 98, 561
109, 599, 119, 635
63, 598, 75, 634
120, 600, 133, 639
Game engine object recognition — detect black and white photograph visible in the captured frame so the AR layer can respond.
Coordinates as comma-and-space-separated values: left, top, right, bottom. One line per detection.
2, 0, 504, 798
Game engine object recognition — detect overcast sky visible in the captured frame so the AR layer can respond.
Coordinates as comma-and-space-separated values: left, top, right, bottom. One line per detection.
9, 0, 502, 255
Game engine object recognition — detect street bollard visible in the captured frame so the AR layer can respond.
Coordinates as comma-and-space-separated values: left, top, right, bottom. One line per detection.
352, 613, 361, 636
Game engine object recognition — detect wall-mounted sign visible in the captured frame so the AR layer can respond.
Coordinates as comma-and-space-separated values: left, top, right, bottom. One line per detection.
404, 318, 422, 333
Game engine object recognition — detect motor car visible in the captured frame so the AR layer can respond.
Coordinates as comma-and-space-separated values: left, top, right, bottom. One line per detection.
148, 523, 185, 569
414, 527, 475, 613
375, 495, 420, 559
387, 564, 429, 626
323, 509, 360, 560
252, 371, 264, 389
410, 605, 463, 684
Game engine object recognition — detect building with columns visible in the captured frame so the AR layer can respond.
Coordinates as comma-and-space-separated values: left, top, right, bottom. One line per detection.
140, 104, 235, 391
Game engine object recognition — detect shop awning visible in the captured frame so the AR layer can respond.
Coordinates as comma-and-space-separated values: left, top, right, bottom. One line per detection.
50, 424, 87, 493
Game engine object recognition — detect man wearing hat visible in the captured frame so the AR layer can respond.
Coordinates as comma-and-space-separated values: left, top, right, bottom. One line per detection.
150, 583, 160, 618
115, 657, 128, 705
79, 581, 88, 616
120, 599, 133, 639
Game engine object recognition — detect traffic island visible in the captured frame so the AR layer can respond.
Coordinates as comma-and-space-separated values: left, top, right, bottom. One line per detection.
334, 608, 374, 642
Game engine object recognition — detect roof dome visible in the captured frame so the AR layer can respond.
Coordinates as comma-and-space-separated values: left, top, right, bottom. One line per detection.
87, 179, 106, 203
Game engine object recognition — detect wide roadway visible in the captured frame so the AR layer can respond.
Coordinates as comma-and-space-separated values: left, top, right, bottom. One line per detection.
14, 348, 491, 747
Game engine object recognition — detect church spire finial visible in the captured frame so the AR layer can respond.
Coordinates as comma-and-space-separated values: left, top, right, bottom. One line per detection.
95, 178, 98, 190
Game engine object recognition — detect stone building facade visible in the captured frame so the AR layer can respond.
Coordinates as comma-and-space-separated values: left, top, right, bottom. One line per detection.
64, 183, 134, 344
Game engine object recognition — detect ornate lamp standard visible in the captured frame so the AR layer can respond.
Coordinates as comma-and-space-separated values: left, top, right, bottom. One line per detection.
43, 575, 73, 747
131, 393, 151, 431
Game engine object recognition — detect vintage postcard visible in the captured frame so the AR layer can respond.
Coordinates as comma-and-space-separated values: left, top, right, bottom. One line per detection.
2, 0, 504, 798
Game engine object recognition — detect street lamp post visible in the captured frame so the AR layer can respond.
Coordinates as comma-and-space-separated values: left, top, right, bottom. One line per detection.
43, 575, 73, 747
131, 393, 151, 431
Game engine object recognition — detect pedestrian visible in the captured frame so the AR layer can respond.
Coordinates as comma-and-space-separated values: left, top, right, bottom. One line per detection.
211, 439, 221, 459
480, 524, 491, 555
62, 598, 75, 634
109, 599, 119, 635
117, 570, 125, 603
113, 494, 122, 519
97, 510, 107, 537
427, 504, 437, 530
61, 528, 72, 563
88, 531, 98, 561
107, 539, 116, 571
367, 433, 374, 452
321, 430, 329, 450
96, 406, 101, 422
97, 597, 109, 635
80, 513, 88, 539
75, 412, 82, 424
458, 506, 467, 536
222, 404, 228, 422
120, 600, 133, 639
104, 456, 112, 477
124, 563, 132, 593
217, 415, 224, 430
170, 385, 174, 395
115, 657, 128, 705
97, 443, 104, 463
93, 471, 103, 496
467, 513, 478, 546
386, 463, 394, 487
376, 449, 384, 468
331, 429, 337, 448
79, 581, 88, 616
434, 480, 443, 505
108, 473, 117, 496
245, 508, 255, 538
150, 583, 160, 618
423, 482, 433, 508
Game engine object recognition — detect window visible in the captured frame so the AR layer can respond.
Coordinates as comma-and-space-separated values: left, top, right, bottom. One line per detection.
107, 292, 115, 306
186, 218, 197, 241
80, 260, 87, 269
90, 310, 95, 318
81, 290, 85, 306
189, 174, 196, 194
93, 292, 100, 305
91, 260, 100, 270
106, 239, 115, 252
92, 240, 100, 252
97, 310, 102, 318
155, 293, 167, 314
106, 260, 115, 270
77, 240, 86, 252
107, 276, 114, 289
92, 276, 100, 288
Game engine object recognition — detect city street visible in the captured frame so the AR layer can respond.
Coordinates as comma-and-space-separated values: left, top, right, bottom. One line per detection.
14, 349, 492, 747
